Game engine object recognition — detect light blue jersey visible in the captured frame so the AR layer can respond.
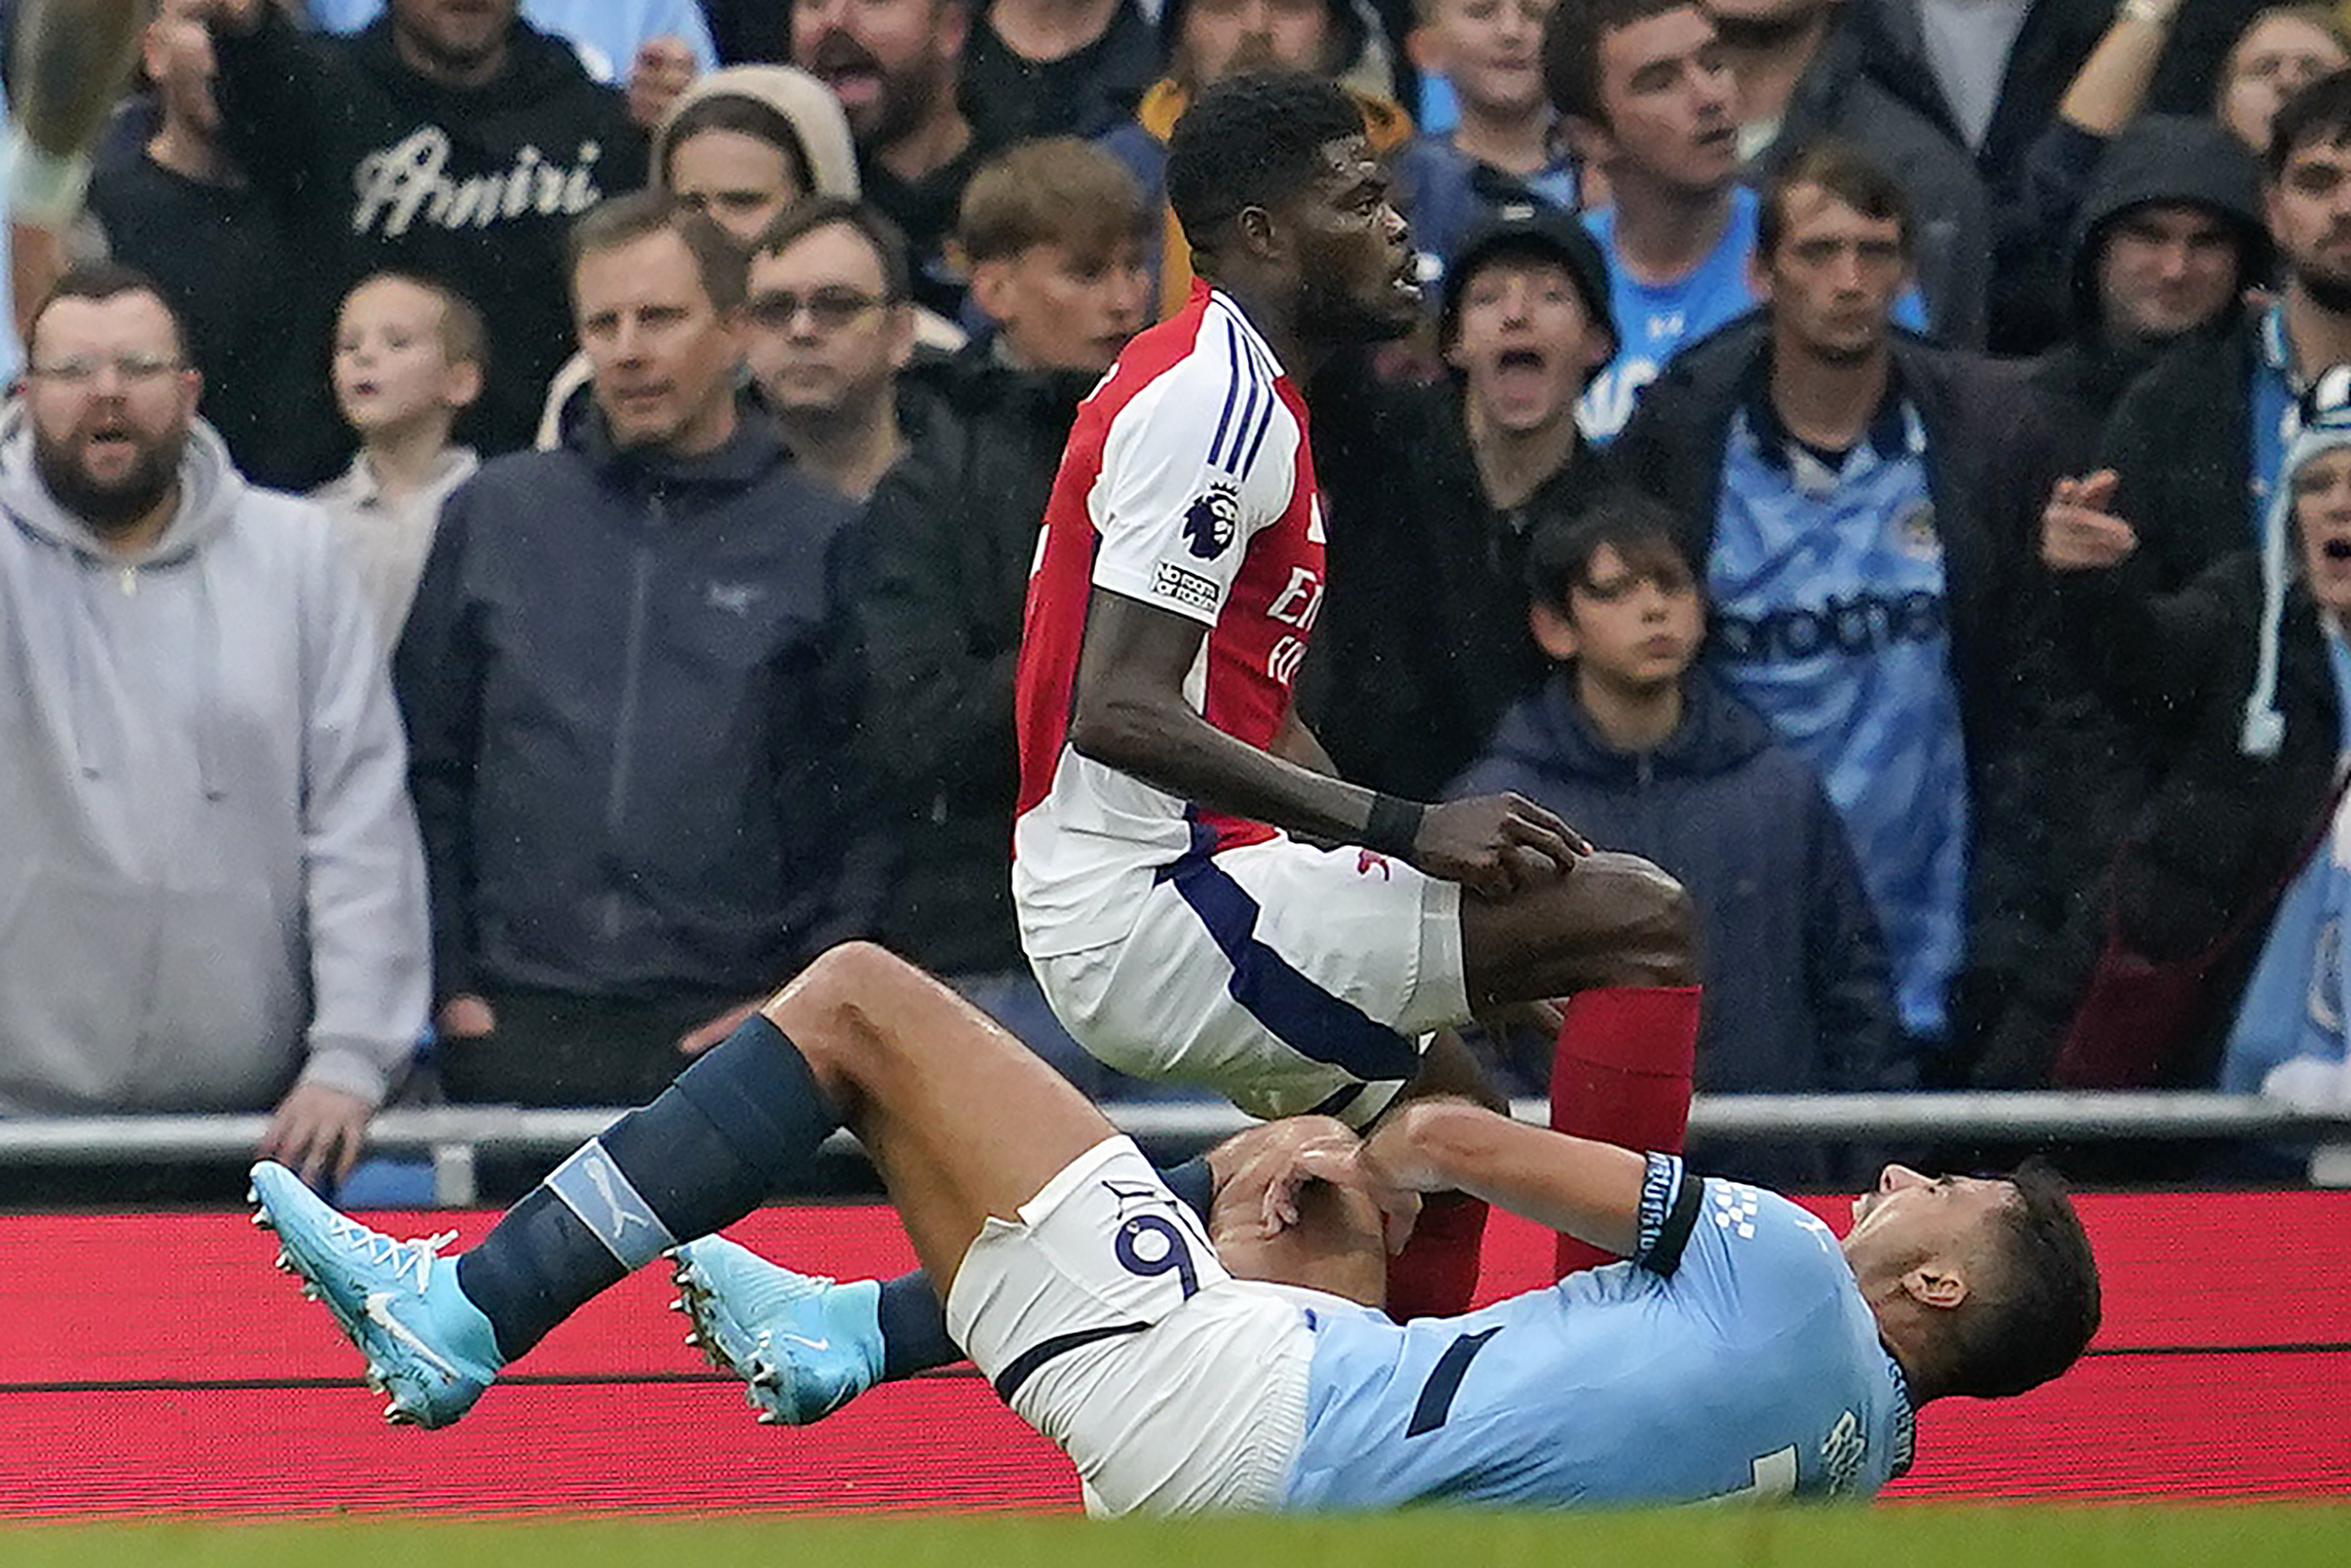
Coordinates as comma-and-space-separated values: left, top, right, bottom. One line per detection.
1282, 1155, 1914, 1508
1706, 388, 1970, 1040
2222, 625, 2351, 1093
1577, 186, 1927, 444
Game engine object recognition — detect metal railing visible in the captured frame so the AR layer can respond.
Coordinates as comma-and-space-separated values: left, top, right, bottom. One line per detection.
5, 1092, 2350, 1205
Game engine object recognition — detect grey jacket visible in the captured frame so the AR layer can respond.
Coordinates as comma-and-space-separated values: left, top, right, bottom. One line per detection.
0, 410, 429, 1114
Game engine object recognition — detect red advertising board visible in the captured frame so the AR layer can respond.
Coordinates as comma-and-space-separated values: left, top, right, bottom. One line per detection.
0, 1190, 2342, 1517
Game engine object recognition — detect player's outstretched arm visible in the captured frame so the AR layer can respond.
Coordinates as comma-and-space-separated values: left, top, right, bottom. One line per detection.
1073, 590, 1586, 898
1355, 1099, 1646, 1261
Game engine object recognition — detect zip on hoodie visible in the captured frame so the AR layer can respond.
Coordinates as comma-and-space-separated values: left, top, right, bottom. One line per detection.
599, 497, 662, 942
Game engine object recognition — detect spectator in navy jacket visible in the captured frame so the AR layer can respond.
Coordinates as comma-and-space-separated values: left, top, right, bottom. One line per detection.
1451, 490, 1897, 1184
396, 194, 862, 1110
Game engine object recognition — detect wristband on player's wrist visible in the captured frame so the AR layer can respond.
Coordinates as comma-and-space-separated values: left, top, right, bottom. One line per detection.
1364, 793, 1425, 859
3, 126, 92, 232
2117, 0, 2179, 27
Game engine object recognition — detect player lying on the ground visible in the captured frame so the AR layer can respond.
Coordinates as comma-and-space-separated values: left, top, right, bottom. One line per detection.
251, 943, 2102, 1512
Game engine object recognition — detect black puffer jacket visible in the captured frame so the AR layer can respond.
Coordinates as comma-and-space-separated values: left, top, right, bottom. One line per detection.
1979, 552, 2344, 1087
848, 345, 1101, 974
1304, 373, 1614, 802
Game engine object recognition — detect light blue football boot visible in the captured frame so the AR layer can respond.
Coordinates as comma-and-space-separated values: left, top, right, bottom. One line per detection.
669, 1236, 885, 1425
248, 1161, 503, 1429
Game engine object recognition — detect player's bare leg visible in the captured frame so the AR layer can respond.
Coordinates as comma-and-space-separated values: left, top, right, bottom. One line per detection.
752, 944, 1135, 1290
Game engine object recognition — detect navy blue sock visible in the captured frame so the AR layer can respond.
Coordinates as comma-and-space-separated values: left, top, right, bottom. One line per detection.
458, 1014, 839, 1362
876, 1271, 958, 1381
863, 1153, 1219, 1382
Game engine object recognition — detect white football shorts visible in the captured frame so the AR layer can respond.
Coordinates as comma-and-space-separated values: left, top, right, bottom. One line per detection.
944, 1135, 1326, 1515
1029, 836, 1470, 1127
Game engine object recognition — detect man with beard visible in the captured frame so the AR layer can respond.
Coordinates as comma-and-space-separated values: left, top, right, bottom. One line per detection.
396, 194, 862, 1120
193, 0, 645, 458
790, 0, 984, 318
1013, 73, 1705, 1316
0, 263, 429, 1193
1614, 143, 2059, 1085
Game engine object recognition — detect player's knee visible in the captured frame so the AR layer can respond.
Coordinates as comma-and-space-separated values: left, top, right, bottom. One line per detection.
763, 942, 912, 1064
1586, 853, 1698, 989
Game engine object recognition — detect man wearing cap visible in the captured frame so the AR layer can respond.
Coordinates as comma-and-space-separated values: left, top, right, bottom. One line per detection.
1308, 198, 1617, 801
1612, 142, 2059, 1085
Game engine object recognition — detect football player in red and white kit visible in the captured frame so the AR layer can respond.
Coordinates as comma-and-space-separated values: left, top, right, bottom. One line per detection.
1012, 72, 1703, 1313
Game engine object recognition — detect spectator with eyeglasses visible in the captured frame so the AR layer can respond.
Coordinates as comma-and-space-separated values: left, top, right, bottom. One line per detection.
393, 193, 867, 1125
740, 197, 923, 502
0, 262, 429, 1196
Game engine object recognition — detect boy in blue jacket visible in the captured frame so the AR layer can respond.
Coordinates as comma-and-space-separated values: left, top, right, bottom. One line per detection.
1452, 488, 1898, 1183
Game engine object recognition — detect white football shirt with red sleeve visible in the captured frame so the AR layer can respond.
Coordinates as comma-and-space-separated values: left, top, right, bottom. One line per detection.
1013, 282, 1329, 959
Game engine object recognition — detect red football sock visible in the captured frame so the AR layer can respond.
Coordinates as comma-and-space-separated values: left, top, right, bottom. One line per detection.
1549, 985, 1700, 1276
1384, 1186, 1488, 1320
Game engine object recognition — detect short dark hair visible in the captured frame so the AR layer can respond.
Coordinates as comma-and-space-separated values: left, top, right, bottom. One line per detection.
1541, 0, 1704, 127
1526, 488, 1696, 611
658, 91, 813, 197
1755, 139, 1913, 260
1940, 1160, 2103, 1401
957, 138, 1150, 265
28, 260, 187, 362
748, 196, 914, 305
2268, 64, 2351, 179
343, 270, 489, 373
1165, 71, 1370, 253
567, 190, 749, 311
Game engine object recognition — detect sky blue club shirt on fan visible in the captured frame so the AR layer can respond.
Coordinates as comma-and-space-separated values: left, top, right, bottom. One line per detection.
1577, 186, 1926, 444
1704, 378, 1969, 1042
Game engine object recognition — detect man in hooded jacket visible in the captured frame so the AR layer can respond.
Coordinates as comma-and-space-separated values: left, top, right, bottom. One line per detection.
0, 263, 429, 1187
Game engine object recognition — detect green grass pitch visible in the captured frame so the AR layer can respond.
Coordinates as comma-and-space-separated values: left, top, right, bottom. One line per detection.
5, 1508, 2351, 1568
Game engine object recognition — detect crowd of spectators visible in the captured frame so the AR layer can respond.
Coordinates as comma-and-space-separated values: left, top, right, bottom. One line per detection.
9, 0, 2351, 1194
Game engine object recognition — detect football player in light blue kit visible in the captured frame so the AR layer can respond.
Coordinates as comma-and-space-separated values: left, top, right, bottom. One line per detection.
249, 937, 2099, 1512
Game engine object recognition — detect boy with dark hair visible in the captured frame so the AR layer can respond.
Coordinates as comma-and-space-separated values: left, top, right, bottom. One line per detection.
1451, 491, 1898, 1180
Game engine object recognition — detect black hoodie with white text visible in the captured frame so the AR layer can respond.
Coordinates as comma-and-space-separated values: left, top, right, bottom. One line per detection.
210, 7, 648, 457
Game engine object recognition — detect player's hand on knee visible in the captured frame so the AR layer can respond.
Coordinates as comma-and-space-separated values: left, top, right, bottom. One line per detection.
1411, 795, 1590, 900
